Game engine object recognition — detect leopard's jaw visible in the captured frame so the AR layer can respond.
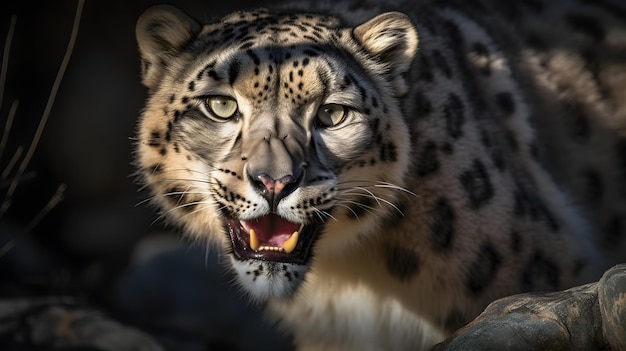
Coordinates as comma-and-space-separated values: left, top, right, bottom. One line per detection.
224, 215, 323, 300
229, 258, 309, 301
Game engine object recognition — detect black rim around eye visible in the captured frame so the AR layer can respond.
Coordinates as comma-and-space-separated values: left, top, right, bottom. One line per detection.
206, 96, 238, 119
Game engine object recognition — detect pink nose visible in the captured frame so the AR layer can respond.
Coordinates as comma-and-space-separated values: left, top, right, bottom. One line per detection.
257, 174, 294, 195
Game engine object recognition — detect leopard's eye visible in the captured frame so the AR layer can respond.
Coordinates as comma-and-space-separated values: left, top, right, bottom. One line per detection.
316, 104, 346, 127
205, 96, 238, 119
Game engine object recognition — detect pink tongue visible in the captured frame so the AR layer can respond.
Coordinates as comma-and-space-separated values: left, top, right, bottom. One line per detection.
244, 214, 300, 247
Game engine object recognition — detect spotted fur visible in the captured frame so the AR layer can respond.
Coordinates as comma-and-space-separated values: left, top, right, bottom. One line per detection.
134, 0, 626, 349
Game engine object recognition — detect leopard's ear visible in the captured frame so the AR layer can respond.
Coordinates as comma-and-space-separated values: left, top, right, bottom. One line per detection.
353, 12, 418, 96
136, 5, 201, 90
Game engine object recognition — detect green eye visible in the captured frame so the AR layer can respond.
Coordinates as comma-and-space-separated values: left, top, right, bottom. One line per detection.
316, 104, 346, 127
206, 96, 238, 119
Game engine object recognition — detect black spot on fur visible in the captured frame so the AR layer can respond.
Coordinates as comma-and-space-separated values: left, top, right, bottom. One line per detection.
207, 70, 219, 81
482, 131, 506, 171
565, 13, 605, 41
246, 49, 261, 65
228, 60, 241, 85
431, 198, 455, 252
513, 181, 560, 231
148, 131, 161, 147
414, 90, 433, 118
432, 50, 452, 78
459, 159, 494, 209
466, 243, 501, 295
384, 244, 420, 281
165, 121, 173, 142
441, 142, 453, 154
416, 141, 440, 177
495, 92, 515, 116
371, 96, 378, 108
513, 182, 536, 218
443, 93, 465, 139
380, 142, 397, 162
521, 251, 560, 290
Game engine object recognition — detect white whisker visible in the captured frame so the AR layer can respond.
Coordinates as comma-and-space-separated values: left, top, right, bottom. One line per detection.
311, 206, 337, 222
337, 179, 418, 198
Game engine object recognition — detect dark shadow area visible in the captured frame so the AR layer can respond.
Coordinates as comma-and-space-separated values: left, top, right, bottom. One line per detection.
0, 1, 294, 350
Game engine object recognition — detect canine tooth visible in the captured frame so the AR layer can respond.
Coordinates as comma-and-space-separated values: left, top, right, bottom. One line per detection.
282, 231, 299, 254
249, 229, 260, 251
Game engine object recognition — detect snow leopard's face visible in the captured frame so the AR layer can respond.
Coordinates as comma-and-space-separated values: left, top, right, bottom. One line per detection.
135, 6, 416, 300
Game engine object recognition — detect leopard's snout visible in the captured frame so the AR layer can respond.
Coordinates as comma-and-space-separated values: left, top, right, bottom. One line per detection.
245, 135, 305, 210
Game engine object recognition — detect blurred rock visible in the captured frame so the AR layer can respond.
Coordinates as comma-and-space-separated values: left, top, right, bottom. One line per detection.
114, 234, 293, 351
0, 296, 164, 351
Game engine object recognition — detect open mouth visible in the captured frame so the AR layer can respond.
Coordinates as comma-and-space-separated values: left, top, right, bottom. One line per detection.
226, 213, 320, 265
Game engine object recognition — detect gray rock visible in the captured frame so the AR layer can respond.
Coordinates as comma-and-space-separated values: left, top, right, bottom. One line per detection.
433, 265, 626, 350
0, 297, 164, 351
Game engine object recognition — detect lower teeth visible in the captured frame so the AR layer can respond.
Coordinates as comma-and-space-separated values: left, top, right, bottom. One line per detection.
248, 228, 299, 253
259, 246, 284, 252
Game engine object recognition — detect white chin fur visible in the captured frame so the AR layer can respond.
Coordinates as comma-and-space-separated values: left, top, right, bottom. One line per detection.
230, 257, 308, 302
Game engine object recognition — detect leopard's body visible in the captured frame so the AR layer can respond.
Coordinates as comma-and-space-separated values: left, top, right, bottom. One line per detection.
134, 0, 626, 349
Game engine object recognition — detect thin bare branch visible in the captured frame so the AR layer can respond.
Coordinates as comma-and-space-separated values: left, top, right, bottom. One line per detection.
1, 144, 22, 181
0, 184, 66, 258
2, 0, 84, 216
0, 100, 18, 161
0, 15, 16, 110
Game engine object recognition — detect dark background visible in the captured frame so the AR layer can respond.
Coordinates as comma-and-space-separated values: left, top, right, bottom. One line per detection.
0, 1, 293, 349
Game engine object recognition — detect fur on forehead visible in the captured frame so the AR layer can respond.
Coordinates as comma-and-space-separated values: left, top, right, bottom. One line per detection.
137, 5, 418, 95
213, 8, 343, 29
192, 11, 345, 53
